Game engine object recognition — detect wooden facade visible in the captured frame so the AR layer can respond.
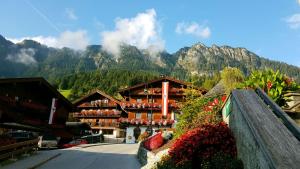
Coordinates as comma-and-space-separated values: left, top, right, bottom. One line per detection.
0, 78, 73, 127
0, 77, 74, 139
119, 76, 207, 127
73, 90, 127, 137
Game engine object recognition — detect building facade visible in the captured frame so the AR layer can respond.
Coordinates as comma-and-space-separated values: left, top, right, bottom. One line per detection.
0, 77, 74, 142
118, 76, 206, 143
73, 90, 127, 138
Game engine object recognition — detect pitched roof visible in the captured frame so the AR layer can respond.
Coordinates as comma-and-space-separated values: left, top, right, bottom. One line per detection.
73, 89, 120, 106
118, 76, 207, 94
0, 77, 73, 110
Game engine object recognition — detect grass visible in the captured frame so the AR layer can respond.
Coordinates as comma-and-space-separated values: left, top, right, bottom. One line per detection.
59, 89, 72, 99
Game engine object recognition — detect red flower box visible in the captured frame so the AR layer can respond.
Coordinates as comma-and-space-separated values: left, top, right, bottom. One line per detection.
143, 132, 164, 150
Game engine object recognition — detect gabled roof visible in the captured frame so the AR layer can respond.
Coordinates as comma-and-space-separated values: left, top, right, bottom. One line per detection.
73, 89, 120, 106
0, 77, 73, 110
118, 76, 206, 94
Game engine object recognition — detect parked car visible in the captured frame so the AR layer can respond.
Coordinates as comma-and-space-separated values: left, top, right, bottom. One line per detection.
38, 133, 59, 149
81, 133, 104, 143
62, 139, 88, 148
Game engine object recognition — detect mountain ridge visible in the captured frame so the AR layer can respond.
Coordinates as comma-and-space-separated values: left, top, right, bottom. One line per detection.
0, 34, 299, 82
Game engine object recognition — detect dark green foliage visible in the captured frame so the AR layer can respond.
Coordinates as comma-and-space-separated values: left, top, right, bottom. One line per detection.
56, 69, 160, 101
0, 35, 299, 84
242, 69, 300, 106
201, 153, 243, 169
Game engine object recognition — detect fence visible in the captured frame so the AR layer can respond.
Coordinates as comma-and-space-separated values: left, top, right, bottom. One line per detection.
0, 138, 38, 161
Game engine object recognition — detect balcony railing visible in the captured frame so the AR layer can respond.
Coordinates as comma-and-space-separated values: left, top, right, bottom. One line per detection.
120, 102, 179, 109
74, 109, 121, 118
131, 88, 185, 95
0, 96, 48, 112
74, 113, 121, 118
78, 102, 117, 108
89, 122, 119, 128
119, 118, 175, 126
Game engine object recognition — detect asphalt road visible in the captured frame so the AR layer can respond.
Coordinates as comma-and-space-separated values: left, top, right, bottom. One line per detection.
38, 144, 141, 169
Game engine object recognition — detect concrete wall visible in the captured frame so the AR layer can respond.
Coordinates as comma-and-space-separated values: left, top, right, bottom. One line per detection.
224, 90, 300, 169
227, 98, 269, 169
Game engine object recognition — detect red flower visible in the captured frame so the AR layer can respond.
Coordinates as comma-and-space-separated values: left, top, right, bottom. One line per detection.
168, 122, 237, 165
284, 77, 293, 86
221, 95, 227, 102
267, 81, 273, 90
213, 98, 219, 105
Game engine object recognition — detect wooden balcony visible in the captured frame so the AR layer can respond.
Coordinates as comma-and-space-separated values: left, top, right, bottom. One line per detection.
73, 112, 121, 118
90, 122, 119, 128
78, 102, 118, 108
121, 102, 179, 110
129, 88, 185, 96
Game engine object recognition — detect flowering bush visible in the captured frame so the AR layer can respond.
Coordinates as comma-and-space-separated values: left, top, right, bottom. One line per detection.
143, 132, 164, 150
175, 95, 226, 138
153, 154, 192, 169
169, 122, 237, 167
137, 131, 149, 142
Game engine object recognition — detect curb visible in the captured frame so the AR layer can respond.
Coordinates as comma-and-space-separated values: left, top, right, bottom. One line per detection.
27, 153, 61, 169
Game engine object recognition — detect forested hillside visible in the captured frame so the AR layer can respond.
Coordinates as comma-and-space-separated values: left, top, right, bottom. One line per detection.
1, 34, 300, 101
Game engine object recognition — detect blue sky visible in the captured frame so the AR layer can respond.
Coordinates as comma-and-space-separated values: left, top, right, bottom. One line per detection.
1, 0, 300, 66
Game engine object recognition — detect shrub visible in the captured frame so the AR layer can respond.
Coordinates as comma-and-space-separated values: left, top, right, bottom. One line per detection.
143, 133, 164, 151
152, 155, 192, 169
242, 69, 300, 106
201, 152, 243, 169
220, 67, 245, 94
137, 132, 149, 142
175, 95, 226, 138
169, 122, 237, 168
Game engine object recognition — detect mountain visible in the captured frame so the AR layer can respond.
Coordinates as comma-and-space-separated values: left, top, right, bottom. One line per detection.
0, 34, 299, 82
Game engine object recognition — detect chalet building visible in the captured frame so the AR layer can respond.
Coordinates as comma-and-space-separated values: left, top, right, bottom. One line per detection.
73, 90, 127, 138
0, 77, 74, 140
119, 76, 206, 143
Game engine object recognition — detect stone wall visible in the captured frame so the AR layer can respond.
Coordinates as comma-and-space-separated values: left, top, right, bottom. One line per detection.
137, 141, 168, 169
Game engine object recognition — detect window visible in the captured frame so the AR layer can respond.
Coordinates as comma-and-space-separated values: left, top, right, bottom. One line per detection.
135, 112, 141, 119
148, 98, 155, 103
147, 111, 152, 120
102, 99, 108, 106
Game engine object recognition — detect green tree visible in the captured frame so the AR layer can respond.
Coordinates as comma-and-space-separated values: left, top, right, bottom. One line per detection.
220, 67, 245, 94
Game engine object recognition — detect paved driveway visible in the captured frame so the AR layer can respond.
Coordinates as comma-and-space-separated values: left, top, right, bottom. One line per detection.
3, 143, 141, 169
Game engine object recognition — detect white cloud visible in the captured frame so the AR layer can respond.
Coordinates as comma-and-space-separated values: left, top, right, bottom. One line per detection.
65, 8, 77, 20
298, 0, 300, 6
100, 9, 165, 56
285, 13, 300, 29
56, 30, 89, 50
7, 30, 89, 50
175, 22, 211, 39
6, 48, 37, 65
8, 36, 57, 47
